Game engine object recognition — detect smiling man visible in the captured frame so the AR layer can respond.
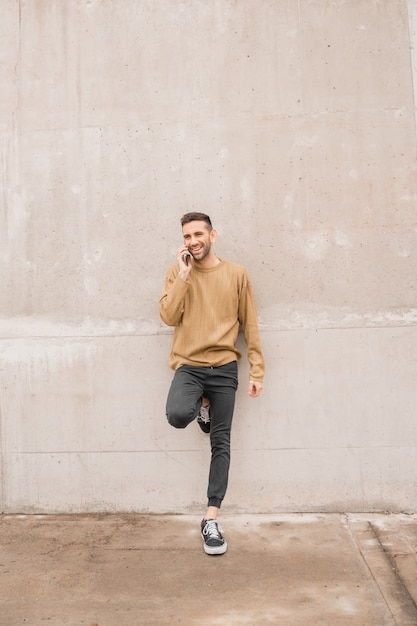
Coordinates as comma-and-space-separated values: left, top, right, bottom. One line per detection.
159, 212, 265, 555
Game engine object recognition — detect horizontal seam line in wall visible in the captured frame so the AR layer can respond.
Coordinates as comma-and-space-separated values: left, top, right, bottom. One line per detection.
258, 323, 417, 332
6, 446, 417, 454
1, 322, 417, 341
0, 331, 173, 340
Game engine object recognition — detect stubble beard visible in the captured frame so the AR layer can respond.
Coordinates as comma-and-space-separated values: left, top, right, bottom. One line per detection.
191, 240, 211, 263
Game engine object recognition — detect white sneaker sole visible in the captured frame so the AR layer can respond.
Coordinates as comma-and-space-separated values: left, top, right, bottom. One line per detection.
201, 534, 228, 555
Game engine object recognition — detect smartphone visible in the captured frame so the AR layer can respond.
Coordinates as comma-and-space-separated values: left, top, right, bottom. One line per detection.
183, 251, 191, 265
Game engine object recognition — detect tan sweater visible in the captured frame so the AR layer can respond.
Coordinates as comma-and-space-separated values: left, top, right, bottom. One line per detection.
159, 258, 265, 382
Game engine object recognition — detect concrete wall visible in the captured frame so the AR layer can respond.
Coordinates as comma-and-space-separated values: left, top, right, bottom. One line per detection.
1, 0, 416, 514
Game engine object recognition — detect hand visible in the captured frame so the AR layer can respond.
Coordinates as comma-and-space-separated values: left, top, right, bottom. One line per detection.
177, 245, 192, 280
248, 380, 263, 398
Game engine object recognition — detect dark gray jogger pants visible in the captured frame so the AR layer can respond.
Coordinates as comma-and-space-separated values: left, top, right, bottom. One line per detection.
165, 361, 238, 508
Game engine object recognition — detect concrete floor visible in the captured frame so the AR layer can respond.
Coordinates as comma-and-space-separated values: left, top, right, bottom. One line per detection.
1, 513, 417, 625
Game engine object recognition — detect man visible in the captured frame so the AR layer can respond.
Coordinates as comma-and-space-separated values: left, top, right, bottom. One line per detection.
159, 212, 265, 555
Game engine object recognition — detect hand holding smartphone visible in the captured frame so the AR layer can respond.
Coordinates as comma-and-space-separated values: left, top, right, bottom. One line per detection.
182, 250, 191, 266
178, 246, 192, 280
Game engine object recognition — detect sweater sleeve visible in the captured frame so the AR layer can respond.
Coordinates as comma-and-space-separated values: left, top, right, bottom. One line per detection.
238, 272, 265, 382
159, 265, 190, 327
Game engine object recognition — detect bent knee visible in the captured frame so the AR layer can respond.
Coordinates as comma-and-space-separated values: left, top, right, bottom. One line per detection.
166, 410, 194, 429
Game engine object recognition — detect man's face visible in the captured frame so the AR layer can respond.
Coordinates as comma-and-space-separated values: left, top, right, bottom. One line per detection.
182, 220, 215, 263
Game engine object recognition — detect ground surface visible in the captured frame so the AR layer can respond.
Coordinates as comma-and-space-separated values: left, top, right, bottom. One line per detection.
1, 513, 417, 625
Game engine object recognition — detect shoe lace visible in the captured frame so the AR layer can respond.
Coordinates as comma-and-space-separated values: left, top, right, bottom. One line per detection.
204, 519, 221, 539
199, 406, 210, 423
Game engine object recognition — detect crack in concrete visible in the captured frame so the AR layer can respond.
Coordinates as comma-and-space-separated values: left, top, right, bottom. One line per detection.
349, 517, 417, 626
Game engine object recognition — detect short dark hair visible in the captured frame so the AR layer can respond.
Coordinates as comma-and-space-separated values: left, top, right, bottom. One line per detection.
181, 212, 212, 230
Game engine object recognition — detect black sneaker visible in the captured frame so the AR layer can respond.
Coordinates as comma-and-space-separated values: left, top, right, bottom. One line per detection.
201, 518, 227, 555
197, 405, 211, 433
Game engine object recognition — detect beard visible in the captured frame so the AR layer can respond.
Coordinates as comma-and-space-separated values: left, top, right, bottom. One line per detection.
190, 240, 211, 262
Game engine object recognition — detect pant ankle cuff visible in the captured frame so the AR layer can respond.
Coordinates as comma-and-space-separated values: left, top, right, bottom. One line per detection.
208, 498, 222, 508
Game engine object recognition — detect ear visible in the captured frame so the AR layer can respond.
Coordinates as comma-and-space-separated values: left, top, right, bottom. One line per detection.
210, 228, 218, 243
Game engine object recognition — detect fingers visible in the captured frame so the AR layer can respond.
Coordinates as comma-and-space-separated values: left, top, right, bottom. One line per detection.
177, 245, 192, 278
248, 380, 263, 397
177, 245, 189, 262
177, 246, 189, 266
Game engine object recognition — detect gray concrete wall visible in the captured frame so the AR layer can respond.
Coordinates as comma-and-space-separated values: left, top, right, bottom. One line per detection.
1, 0, 416, 514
